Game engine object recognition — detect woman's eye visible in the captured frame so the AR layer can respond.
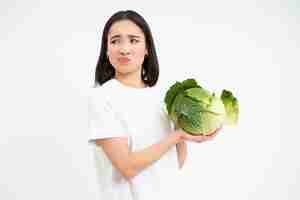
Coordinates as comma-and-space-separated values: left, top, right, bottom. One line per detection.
111, 40, 119, 44
131, 39, 139, 44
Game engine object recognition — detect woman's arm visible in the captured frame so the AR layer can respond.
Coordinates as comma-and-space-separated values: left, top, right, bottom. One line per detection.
176, 141, 187, 169
96, 130, 182, 181
96, 127, 220, 181
174, 123, 187, 169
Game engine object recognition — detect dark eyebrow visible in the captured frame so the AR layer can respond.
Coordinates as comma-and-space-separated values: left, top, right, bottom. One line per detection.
110, 34, 141, 40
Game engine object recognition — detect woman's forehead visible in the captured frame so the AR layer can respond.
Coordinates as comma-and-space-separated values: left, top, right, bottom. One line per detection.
108, 20, 144, 38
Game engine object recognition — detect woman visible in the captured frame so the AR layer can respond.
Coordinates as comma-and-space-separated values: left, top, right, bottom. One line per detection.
88, 10, 221, 200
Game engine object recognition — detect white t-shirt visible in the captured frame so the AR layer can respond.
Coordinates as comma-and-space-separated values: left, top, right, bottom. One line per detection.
88, 78, 182, 200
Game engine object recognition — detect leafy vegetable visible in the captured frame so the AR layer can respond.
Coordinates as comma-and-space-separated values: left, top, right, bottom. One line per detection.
221, 90, 239, 125
164, 79, 239, 135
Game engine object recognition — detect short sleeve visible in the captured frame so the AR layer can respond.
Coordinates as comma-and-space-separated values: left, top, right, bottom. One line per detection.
88, 91, 128, 145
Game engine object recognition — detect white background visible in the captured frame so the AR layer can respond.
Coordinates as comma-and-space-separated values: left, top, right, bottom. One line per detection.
1, 0, 299, 199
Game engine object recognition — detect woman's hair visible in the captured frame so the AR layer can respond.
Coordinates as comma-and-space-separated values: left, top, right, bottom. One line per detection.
94, 10, 159, 87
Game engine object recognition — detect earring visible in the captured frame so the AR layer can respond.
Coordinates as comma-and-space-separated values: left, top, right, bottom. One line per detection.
142, 67, 146, 75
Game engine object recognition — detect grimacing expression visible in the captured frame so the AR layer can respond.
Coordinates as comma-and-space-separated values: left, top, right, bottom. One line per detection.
107, 20, 148, 75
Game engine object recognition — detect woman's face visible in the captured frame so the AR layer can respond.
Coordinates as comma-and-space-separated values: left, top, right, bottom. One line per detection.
106, 20, 148, 76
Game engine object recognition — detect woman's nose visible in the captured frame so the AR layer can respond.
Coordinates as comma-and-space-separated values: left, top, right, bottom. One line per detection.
119, 50, 130, 55
119, 43, 130, 55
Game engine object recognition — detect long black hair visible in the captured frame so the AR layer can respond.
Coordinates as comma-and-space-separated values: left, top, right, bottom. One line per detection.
94, 10, 159, 87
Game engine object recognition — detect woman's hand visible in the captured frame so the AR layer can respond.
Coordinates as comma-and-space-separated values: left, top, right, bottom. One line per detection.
175, 126, 222, 143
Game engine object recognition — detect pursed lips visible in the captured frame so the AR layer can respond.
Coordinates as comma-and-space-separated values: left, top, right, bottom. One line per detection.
118, 57, 131, 63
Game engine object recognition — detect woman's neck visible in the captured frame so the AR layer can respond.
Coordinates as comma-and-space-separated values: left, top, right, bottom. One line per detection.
114, 73, 146, 89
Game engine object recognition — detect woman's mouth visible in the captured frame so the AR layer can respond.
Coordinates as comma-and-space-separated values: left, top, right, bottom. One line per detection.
118, 57, 131, 64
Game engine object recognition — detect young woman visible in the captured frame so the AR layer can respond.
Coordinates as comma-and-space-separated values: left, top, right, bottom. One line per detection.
88, 10, 221, 200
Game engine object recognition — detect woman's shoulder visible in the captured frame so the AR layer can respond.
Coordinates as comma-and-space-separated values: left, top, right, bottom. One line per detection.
88, 79, 117, 95
87, 85, 110, 105
151, 80, 171, 100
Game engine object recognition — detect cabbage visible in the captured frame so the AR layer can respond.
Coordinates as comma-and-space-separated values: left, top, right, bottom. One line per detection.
164, 79, 239, 135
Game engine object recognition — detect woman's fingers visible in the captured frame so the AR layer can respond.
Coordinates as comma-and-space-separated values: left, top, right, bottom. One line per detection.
205, 126, 223, 137
187, 134, 207, 143
187, 126, 222, 143
181, 133, 202, 142
177, 126, 222, 143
